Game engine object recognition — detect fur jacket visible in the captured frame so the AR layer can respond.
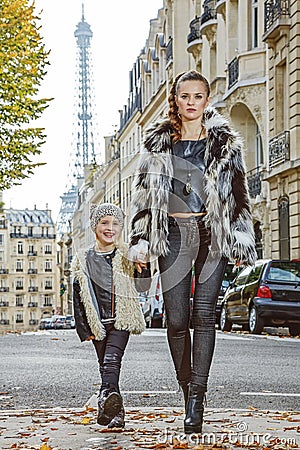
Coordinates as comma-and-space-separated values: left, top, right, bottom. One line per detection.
72, 244, 146, 341
130, 105, 257, 265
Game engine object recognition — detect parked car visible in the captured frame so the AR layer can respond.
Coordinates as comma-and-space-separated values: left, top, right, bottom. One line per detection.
142, 272, 164, 328
38, 318, 52, 330
219, 259, 300, 335
190, 262, 242, 328
65, 315, 76, 329
49, 315, 66, 330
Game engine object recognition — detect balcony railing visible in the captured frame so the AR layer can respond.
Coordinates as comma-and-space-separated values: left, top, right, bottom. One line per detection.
16, 319, 24, 323
247, 169, 262, 198
29, 319, 38, 325
28, 269, 37, 274
28, 251, 37, 256
45, 286, 53, 290
0, 287, 9, 292
264, 0, 290, 32
228, 57, 239, 89
0, 269, 9, 274
28, 302, 38, 307
15, 286, 23, 290
187, 16, 202, 43
28, 286, 38, 292
166, 38, 173, 64
269, 131, 290, 169
43, 303, 52, 307
0, 319, 9, 325
201, 0, 217, 25
0, 301, 9, 307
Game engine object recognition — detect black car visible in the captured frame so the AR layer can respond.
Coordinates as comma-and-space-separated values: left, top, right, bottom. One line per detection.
215, 262, 242, 325
219, 259, 300, 335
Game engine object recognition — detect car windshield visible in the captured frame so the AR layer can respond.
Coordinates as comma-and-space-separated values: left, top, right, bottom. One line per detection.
267, 261, 300, 282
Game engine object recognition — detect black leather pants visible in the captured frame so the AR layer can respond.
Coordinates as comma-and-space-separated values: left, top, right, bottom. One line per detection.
93, 323, 129, 392
159, 216, 228, 391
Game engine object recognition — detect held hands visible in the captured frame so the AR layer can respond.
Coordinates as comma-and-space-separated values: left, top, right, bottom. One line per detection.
135, 261, 148, 274
85, 335, 95, 341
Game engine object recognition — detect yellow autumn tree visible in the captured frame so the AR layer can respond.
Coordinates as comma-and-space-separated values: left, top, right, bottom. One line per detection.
0, 0, 51, 189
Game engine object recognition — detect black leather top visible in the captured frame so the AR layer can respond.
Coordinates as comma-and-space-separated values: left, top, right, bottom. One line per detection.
86, 248, 116, 321
169, 139, 207, 214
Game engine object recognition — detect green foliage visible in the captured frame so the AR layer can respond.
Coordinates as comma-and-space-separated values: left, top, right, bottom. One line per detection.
0, 0, 52, 189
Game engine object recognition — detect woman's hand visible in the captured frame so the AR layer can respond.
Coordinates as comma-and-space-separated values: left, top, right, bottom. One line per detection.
135, 261, 148, 274
85, 335, 95, 341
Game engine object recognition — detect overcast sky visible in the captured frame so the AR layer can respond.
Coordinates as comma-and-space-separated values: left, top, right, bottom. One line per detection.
4, 0, 163, 220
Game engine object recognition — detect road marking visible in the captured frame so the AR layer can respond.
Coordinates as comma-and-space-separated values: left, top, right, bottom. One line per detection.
240, 392, 300, 397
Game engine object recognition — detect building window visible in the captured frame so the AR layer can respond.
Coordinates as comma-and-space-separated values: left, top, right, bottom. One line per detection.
0, 234, 3, 246
278, 196, 290, 260
28, 226, 33, 237
16, 312, 23, 323
251, 0, 258, 49
16, 279, 24, 290
45, 260, 52, 272
16, 295, 24, 307
45, 279, 53, 290
17, 242, 24, 254
255, 124, 263, 166
254, 221, 263, 259
44, 244, 52, 255
44, 295, 52, 306
16, 260, 23, 272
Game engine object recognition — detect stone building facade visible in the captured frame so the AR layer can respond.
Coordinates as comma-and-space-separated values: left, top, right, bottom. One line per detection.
0, 208, 59, 332
72, 0, 300, 261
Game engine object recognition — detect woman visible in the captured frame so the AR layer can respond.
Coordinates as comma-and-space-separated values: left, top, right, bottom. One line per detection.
130, 70, 256, 434
72, 203, 145, 429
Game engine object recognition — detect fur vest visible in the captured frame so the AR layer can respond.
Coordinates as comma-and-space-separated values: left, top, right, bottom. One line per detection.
72, 244, 146, 341
130, 105, 257, 265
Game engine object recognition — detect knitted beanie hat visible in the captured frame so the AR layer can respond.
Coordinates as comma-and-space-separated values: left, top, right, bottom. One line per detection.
89, 203, 125, 232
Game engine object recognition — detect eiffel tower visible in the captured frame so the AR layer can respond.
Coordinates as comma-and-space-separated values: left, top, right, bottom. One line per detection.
56, 2, 98, 235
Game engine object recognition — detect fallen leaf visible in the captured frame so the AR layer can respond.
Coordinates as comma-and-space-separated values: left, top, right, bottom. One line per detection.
40, 444, 52, 450
80, 417, 91, 425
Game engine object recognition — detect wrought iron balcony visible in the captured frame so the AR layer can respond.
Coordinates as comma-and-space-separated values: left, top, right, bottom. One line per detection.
0, 269, 8, 274
42, 303, 52, 307
45, 285, 53, 290
28, 268, 37, 274
0, 287, 9, 292
187, 16, 202, 44
28, 286, 38, 292
29, 319, 38, 325
28, 251, 37, 256
166, 38, 173, 64
269, 131, 289, 169
28, 302, 38, 307
264, 0, 290, 33
228, 57, 239, 89
247, 168, 262, 198
201, 0, 217, 25
0, 319, 9, 325
0, 301, 9, 307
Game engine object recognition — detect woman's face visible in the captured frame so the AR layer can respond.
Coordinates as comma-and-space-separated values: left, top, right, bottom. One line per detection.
95, 215, 121, 248
176, 80, 210, 122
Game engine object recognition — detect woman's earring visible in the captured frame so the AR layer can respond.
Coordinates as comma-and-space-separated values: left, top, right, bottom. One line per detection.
177, 112, 181, 118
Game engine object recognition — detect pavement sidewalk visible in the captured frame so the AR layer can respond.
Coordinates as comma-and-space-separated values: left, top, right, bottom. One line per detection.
0, 394, 299, 450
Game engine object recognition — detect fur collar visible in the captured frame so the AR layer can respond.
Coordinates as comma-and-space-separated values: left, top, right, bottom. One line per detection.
72, 244, 145, 340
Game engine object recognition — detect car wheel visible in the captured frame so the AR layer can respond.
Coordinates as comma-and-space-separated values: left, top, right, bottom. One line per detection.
289, 324, 300, 337
249, 305, 264, 334
220, 306, 232, 332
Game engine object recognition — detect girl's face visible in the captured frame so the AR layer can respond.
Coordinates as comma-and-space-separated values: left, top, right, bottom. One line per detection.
95, 215, 121, 248
176, 80, 210, 122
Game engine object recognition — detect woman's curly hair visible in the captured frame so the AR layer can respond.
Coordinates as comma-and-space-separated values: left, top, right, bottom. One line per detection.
168, 70, 210, 143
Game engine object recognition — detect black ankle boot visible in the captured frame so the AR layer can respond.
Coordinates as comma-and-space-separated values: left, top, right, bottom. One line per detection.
108, 405, 125, 428
184, 384, 205, 434
179, 381, 189, 407
97, 388, 122, 426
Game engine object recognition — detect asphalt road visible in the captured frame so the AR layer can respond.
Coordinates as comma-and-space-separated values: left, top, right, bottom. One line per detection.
1, 328, 299, 412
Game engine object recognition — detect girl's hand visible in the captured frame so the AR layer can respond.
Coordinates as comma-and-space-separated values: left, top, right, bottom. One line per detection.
135, 261, 148, 274
85, 335, 95, 341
